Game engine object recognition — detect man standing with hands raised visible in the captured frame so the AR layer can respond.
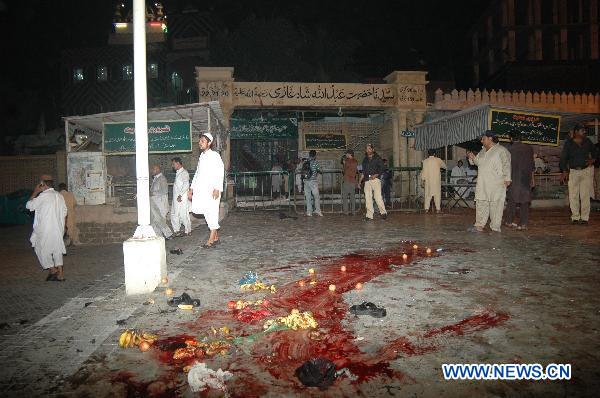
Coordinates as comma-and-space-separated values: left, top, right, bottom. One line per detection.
188, 133, 224, 248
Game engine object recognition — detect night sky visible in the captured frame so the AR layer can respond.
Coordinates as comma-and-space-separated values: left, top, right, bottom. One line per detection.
0, 0, 490, 136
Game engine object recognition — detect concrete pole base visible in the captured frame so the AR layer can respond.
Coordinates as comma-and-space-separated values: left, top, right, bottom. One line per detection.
123, 236, 166, 296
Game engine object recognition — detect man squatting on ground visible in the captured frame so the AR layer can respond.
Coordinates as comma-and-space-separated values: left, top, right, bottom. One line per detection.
189, 132, 225, 248
26, 175, 68, 281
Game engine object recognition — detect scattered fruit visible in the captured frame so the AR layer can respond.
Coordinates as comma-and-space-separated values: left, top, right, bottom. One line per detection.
426, 248, 432, 255
165, 288, 173, 296
329, 284, 336, 292
308, 268, 315, 274
139, 341, 151, 352
178, 304, 194, 310
161, 276, 169, 284
402, 253, 408, 260
118, 329, 157, 349
340, 265, 347, 272
298, 280, 305, 287
356, 282, 363, 290
227, 300, 236, 309
412, 244, 418, 250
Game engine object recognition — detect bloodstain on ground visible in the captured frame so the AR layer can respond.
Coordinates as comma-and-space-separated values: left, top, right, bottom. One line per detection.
125, 244, 508, 396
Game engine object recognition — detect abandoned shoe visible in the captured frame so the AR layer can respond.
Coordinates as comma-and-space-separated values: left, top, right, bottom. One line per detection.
349, 302, 386, 318
168, 292, 201, 307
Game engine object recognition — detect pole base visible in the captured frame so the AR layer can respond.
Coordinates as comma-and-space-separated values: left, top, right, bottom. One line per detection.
123, 235, 166, 296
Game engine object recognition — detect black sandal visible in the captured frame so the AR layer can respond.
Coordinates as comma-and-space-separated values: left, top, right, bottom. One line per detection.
46, 273, 58, 281
201, 243, 214, 249
349, 302, 387, 318
167, 293, 200, 307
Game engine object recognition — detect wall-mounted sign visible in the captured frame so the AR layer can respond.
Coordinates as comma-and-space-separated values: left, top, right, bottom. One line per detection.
304, 132, 348, 150
229, 118, 298, 140
103, 120, 192, 154
489, 109, 560, 146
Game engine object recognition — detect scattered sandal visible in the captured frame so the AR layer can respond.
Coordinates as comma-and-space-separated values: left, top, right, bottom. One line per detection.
167, 292, 200, 307
170, 248, 183, 255
349, 302, 386, 318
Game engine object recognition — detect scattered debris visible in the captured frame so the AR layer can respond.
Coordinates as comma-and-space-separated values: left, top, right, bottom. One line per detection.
187, 362, 233, 396
173, 339, 231, 360
169, 248, 183, 255
84, 302, 93, 308
116, 319, 127, 326
239, 271, 277, 293
178, 304, 194, 310
349, 302, 387, 318
263, 309, 318, 330
278, 212, 298, 220
336, 367, 358, 381
143, 298, 155, 305
118, 329, 157, 349
295, 358, 337, 389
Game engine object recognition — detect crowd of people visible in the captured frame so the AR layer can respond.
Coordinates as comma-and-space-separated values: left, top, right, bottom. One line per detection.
24, 126, 597, 281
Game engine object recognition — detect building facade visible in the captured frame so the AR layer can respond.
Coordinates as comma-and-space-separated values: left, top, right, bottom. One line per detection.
470, 0, 600, 91
60, 2, 218, 117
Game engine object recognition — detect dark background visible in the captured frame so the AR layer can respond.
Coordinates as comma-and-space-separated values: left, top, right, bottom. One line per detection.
0, 0, 490, 138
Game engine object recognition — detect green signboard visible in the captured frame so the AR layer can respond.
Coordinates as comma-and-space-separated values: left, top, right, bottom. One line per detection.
304, 133, 347, 150
489, 109, 561, 147
103, 120, 192, 154
230, 117, 298, 140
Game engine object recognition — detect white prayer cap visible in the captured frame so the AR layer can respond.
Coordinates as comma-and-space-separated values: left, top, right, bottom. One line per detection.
201, 133, 213, 142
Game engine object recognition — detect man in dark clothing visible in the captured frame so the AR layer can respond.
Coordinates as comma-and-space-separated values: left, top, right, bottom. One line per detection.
359, 143, 387, 220
559, 125, 597, 224
381, 159, 393, 207
341, 149, 358, 215
505, 131, 534, 230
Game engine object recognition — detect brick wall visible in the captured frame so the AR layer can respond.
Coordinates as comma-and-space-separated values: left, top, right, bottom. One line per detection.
0, 153, 67, 194
78, 222, 137, 245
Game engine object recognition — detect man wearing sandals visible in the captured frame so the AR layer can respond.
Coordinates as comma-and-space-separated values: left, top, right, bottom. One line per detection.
25, 175, 68, 281
189, 133, 224, 248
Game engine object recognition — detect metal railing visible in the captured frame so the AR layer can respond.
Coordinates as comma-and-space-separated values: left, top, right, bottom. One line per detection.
229, 171, 292, 211
533, 173, 565, 199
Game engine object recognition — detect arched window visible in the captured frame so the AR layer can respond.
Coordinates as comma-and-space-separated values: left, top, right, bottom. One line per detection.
171, 72, 183, 91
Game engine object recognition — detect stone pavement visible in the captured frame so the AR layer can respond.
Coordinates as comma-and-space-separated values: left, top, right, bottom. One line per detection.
0, 208, 599, 397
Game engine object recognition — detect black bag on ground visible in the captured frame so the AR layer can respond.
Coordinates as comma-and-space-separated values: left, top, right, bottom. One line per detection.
295, 358, 337, 389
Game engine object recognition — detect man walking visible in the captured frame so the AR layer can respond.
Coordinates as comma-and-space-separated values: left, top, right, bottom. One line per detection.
303, 150, 323, 217
468, 130, 511, 232
150, 165, 173, 240
189, 133, 224, 247
26, 175, 68, 281
58, 183, 79, 245
360, 143, 387, 220
341, 149, 358, 215
421, 149, 446, 213
560, 125, 597, 224
505, 132, 534, 230
170, 157, 191, 237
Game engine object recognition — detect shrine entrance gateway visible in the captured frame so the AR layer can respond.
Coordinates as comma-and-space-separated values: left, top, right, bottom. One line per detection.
195, 67, 429, 174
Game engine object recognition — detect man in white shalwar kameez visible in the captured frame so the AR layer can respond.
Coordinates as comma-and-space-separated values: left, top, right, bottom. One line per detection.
188, 133, 224, 248
451, 159, 468, 199
468, 130, 512, 233
421, 149, 447, 213
25, 175, 68, 281
150, 165, 173, 239
170, 157, 191, 236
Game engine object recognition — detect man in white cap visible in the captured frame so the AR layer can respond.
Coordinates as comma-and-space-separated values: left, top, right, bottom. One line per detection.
188, 133, 224, 248
170, 157, 191, 237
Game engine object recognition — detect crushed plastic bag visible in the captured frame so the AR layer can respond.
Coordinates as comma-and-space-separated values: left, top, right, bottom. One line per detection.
187, 362, 233, 396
